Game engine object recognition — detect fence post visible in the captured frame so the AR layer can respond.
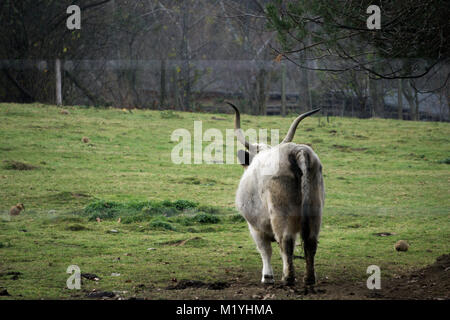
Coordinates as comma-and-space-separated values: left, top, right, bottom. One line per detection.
55, 59, 62, 106
397, 79, 403, 120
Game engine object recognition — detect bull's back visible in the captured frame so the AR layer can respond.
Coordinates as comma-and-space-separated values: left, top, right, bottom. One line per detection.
236, 147, 300, 232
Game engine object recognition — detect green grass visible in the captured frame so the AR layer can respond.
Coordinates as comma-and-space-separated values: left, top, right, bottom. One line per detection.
0, 103, 449, 299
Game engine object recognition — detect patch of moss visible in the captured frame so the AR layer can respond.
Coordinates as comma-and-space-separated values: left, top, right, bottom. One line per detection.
191, 213, 220, 224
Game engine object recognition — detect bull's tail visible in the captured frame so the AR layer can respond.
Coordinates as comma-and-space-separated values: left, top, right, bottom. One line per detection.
293, 147, 323, 243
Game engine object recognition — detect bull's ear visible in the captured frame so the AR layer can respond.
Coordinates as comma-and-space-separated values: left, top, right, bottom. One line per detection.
237, 150, 253, 168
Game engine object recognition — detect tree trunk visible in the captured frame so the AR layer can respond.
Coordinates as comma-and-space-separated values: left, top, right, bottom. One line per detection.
181, 4, 191, 111
369, 77, 385, 118
402, 79, 416, 121
250, 80, 258, 114
369, 77, 375, 117
172, 66, 180, 110
379, 80, 385, 117
299, 48, 312, 112
414, 90, 419, 121
281, 63, 286, 117
160, 59, 166, 109
257, 68, 266, 115
65, 70, 102, 106
299, 69, 311, 111
397, 78, 403, 119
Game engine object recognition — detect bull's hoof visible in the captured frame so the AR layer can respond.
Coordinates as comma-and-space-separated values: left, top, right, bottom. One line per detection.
262, 275, 274, 285
303, 274, 316, 286
282, 276, 295, 286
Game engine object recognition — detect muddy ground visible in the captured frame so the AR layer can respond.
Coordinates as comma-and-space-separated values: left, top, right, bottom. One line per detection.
69, 254, 449, 300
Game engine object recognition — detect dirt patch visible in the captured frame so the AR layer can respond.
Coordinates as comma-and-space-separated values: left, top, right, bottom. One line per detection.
81, 273, 100, 281
2, 160, 37, 171
208, 282, 230, 290
381, 254, 450, 300
167, 280, 230, 290
352, 134, 368, 140
65, 224, 89, 231
167, 280, 206, 289
154, 254, 450, 300
86, 291, 116, 298
161, 278, 330, 299
80, 255, 449, 300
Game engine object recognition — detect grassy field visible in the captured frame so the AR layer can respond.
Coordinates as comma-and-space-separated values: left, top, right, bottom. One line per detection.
0, 103, 449, 299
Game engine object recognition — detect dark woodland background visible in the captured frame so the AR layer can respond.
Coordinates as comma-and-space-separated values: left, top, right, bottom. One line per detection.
1, 0, 449, 120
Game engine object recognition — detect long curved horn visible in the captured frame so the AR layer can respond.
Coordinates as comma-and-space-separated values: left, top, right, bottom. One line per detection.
225, 101, 253, 150
282, 108, 321, 143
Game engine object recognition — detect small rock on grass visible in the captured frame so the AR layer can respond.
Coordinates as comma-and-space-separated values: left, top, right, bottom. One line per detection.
395, 240, 409, 252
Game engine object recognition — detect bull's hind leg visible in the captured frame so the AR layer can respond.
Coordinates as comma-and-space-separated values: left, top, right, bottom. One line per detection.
271, 213, 296, 285
248, 225, 274, 284
302, 230, 318, 285
279, 234, 296, 285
